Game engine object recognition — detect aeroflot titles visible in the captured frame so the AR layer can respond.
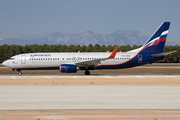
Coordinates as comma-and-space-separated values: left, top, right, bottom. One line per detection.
30, 54, 51, 57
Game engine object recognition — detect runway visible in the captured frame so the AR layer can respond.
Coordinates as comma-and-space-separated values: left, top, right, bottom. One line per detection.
1, 75, 180, 79
0, 86, 180, 110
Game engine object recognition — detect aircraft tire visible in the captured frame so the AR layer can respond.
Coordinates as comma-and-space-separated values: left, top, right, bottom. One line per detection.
85, 70, 90, 75
18, 72, 22, 76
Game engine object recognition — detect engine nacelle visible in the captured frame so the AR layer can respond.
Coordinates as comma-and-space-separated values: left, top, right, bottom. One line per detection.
60, 64, 77, 73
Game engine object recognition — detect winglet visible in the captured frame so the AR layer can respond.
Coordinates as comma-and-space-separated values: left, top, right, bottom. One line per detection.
108, 46, 119, 58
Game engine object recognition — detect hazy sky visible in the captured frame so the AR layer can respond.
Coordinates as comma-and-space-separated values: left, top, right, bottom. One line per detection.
0, 0, 180, 43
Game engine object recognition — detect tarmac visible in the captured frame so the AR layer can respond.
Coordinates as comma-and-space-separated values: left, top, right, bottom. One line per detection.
0, 86, 180, 110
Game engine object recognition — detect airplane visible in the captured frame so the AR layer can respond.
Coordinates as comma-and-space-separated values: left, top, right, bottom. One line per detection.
2, 22, 176, 75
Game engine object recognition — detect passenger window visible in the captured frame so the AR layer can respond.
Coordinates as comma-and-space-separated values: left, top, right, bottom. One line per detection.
9, 58, 15, 60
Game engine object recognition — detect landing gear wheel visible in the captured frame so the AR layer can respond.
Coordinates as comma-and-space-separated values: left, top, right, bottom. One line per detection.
18, 72, 22, 76
85, 70, 90, 75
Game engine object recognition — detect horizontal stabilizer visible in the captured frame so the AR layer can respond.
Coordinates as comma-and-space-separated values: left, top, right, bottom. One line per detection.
151, 51, 176, 57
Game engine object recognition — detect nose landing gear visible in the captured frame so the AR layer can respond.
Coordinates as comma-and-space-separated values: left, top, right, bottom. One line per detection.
18, 71, 22, 76
12, 69, 22, 76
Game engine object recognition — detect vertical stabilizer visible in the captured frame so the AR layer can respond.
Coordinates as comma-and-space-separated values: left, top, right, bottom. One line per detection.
141, 22, 170, 54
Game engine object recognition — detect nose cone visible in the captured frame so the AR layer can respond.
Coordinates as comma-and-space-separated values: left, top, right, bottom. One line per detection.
2, 61, 9, 67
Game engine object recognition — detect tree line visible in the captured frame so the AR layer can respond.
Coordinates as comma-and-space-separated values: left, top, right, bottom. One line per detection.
0, 44, 179, 63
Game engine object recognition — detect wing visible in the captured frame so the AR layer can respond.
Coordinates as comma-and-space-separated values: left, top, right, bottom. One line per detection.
76, 46, 119, 67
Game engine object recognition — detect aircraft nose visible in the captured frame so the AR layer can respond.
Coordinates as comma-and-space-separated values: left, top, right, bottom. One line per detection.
2, 61, 9, 67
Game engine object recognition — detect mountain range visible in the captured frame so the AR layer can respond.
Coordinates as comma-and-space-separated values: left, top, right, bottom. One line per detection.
0, 29, 178, 46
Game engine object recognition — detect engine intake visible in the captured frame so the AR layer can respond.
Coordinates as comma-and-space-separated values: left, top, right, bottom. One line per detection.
60, 64, 77, 73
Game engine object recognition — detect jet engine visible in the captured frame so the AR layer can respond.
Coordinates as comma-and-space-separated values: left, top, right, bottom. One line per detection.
60, 64, 77, 73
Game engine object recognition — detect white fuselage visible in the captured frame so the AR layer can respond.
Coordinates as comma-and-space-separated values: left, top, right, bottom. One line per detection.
3, 52, 137, 69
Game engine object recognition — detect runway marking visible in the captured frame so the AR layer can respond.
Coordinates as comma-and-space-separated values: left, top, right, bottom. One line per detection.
166, 75, 174, 78
1, 75, 180, 79
135, 75, 143, 78
44, 76, 50, 78
11, 76, 16, 79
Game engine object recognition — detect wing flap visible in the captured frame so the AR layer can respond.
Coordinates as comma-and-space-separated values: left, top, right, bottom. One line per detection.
76, 59, 102, 67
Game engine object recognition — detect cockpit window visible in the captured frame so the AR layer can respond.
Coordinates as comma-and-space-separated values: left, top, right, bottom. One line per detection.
9, 58, 15, 60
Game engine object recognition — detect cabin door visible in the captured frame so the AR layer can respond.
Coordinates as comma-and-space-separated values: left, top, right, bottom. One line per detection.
21, 55, 26, 64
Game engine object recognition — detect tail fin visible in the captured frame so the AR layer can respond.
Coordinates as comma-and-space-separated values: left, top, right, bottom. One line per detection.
141, 22, 170, 54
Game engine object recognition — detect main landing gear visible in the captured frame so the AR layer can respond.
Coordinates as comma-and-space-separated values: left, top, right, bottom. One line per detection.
85, 70, 90, 75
